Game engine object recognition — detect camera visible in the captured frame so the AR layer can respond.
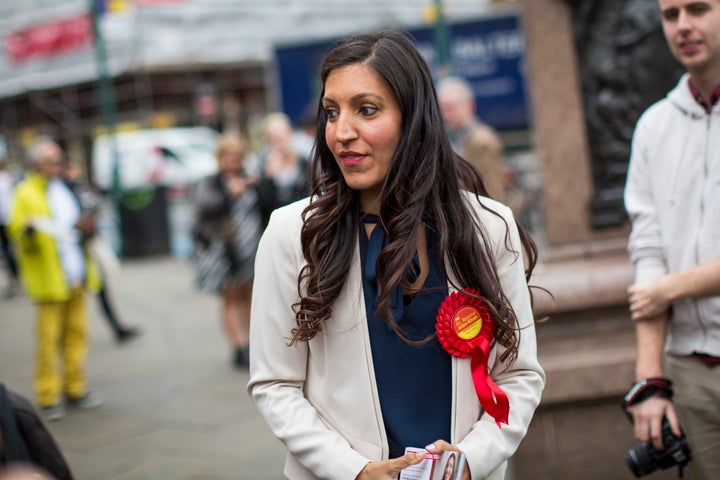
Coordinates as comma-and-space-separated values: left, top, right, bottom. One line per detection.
625, 417, 691, 477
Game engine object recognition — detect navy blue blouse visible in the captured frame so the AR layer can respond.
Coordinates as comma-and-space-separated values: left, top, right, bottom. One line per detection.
359, 214, 452, 458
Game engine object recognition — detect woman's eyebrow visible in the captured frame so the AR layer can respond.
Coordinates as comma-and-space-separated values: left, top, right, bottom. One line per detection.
323, 92, 384, 104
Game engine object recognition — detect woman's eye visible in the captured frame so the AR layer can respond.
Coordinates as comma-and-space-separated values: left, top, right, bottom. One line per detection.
323, 108, 338, 120
360, 106, 378, 116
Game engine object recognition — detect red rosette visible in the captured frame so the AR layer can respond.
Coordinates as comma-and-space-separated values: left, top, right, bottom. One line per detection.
435, 288, 510, 428
435, 288, 492, 358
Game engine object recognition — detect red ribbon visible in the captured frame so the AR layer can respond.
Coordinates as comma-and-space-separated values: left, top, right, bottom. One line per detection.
435, 289, 509, 428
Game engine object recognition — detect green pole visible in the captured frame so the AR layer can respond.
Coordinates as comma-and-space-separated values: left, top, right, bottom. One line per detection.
89, 0, 123, 255
433, 0, 451, 76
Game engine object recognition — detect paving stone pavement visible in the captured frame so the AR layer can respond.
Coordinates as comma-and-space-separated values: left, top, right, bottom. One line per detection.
0, 256, 286, 479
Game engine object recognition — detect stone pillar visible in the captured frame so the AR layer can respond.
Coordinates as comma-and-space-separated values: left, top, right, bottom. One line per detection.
516, 3, 644, 477
522, 0, 628, 246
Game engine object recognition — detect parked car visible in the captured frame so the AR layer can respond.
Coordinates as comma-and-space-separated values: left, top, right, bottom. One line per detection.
92, 127, 219, 191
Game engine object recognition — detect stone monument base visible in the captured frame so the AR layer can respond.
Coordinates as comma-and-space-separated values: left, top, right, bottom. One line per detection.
512, 240, 695, 480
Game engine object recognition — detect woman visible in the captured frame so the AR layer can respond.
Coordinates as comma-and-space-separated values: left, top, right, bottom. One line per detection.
63, 161, 141, 344
192, 133, 262, 368
256, 112, 310, 228
248, 30, 544, 479
0, 156, 20, 298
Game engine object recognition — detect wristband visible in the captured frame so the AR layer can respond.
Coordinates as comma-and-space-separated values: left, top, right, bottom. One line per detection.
622, 377, 673, 411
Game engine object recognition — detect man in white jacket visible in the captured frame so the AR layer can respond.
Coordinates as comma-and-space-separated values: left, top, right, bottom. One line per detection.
624, 1, 720, 479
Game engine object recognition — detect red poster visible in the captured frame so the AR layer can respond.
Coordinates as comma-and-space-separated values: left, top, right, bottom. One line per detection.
6, 14, 92, 63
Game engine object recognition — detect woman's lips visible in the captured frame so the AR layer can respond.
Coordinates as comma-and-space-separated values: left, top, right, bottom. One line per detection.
339, 151, 366, 166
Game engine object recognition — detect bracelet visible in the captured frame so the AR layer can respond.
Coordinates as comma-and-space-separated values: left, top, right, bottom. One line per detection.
622, 377, 673, 411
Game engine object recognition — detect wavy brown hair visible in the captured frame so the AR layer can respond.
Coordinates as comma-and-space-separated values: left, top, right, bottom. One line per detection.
290, 30, 537, 365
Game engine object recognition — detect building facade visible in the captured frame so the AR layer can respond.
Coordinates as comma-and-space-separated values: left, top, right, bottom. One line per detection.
0, 0, 500, 167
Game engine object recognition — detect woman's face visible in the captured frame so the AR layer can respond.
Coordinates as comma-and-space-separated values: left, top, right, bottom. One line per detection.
442, 454, 455, 480
322, 63, 402, 213
218, 149, 244, 175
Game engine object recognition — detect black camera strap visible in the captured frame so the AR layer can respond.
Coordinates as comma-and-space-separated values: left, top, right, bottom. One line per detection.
623, 377, 674, 411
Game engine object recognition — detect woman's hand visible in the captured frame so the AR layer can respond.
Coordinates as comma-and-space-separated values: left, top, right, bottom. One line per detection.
356, 450, 426, 480
425, 440, 470, 480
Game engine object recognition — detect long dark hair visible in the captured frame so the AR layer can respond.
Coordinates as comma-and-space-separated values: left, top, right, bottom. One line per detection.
291, 29, 537, 364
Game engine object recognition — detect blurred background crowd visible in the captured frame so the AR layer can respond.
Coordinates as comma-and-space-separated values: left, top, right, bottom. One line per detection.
0, 0, 696, 479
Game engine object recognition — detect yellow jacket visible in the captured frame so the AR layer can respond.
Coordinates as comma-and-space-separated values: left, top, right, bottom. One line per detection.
8, 172, 101, 302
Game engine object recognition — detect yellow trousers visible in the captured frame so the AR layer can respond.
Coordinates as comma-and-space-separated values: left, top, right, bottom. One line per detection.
34, 287, 88, 406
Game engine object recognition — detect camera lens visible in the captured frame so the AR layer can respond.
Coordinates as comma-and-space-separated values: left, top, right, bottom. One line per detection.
625, 444, 657, 477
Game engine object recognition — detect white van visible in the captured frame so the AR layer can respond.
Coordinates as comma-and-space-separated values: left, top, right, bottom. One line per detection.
92, 127, 219, 190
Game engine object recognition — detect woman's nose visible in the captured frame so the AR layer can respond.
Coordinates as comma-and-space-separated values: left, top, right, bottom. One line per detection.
334, 112, 357, 142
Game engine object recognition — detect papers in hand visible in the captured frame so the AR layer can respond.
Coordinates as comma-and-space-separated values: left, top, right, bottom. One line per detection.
399, 447, 466, 480
31, 217, 80, 242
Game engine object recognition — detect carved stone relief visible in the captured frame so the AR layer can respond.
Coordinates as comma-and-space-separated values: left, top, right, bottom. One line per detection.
569, 0, 684, 228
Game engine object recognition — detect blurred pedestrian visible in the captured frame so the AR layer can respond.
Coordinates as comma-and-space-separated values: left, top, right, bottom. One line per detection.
256, 112, 310, 228
437, 76, 506, 202
192, 133, 262, 368
63, 161, 141, 344
0, 383, 72, 480
623, 1, 720, 479
0, 155, 20, 298
295, 104, 318, 160
7, 137, 104, 422
248, 30, 544, 480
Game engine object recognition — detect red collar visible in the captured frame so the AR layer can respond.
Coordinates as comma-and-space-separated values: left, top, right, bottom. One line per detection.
688, 78, 720, 113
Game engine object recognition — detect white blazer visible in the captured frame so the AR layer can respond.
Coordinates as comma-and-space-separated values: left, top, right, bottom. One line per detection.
248, 192, 545, 479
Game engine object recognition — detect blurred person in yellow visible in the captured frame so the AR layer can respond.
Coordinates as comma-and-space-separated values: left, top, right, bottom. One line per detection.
8, 137, 104, 422
437, 76, 506, 202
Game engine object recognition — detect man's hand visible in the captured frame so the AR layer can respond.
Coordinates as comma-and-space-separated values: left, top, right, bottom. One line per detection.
75, 214, 97, 236
356, 450, 426, 480
628, 278, 674, 321
627, 396, 681, 451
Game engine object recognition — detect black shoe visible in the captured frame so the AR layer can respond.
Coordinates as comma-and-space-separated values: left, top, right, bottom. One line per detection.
116, 327, 142, 344
66, 391, 104, 410
233, 347, 250, 369
40, 403, 67, 422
